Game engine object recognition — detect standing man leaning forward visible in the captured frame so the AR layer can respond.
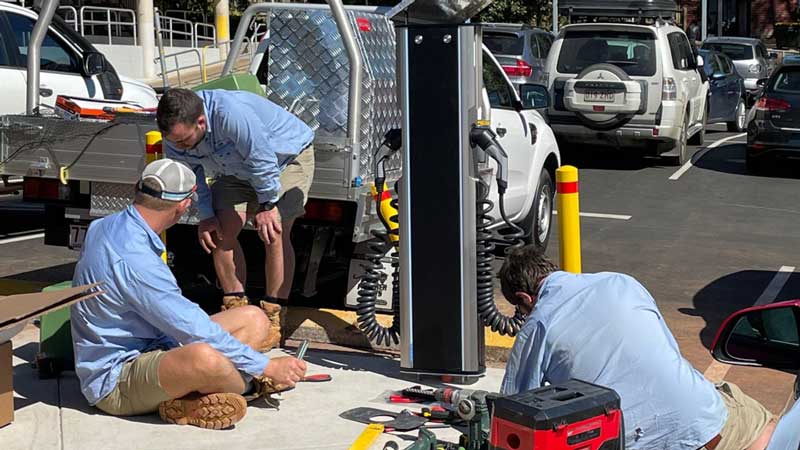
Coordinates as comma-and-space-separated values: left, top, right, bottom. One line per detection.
71, 159, 306, 429
156, 88, 315, 349
499, 245, 776, 450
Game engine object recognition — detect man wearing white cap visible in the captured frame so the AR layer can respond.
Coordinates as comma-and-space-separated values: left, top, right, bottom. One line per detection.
71, 159, 306, 429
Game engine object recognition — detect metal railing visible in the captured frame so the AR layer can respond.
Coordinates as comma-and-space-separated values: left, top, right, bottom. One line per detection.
57, 6, 78, 31
80, 6, 137, 45
158, 16, 194, 47
200, 37, 260, 84
154, 48, 202, 87
193, 22, 216, 48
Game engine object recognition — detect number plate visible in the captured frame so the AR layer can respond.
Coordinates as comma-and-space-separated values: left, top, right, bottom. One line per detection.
69, 224, 88, 250
584, 91, 615, 102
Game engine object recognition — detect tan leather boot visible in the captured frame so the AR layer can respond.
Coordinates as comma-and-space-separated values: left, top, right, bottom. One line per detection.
158, 392, 247, 429
242, 375, 291, 409
221, 294, 249, 311
258, 300, 284, 351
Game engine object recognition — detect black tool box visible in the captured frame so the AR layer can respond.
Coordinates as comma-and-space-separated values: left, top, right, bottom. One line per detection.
489, 379, 623, 450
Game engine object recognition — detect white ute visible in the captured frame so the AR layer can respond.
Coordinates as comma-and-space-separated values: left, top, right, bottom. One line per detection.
0, 1, 158, 114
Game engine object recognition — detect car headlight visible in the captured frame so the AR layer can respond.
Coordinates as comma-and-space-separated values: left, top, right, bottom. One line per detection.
749, 64, 762, 74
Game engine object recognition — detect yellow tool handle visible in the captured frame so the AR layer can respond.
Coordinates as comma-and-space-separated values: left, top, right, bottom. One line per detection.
348, 423, 385, 450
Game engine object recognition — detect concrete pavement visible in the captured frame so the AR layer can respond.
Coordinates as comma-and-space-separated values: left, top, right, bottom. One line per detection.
2, 323, 506, 450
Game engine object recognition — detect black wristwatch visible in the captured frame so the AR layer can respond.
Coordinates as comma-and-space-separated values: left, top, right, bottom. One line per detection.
259, 201, 277, 212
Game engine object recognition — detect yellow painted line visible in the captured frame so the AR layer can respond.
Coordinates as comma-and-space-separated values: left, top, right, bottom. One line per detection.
0, 279, 51, 296
348, 423, 384, 450
289, 307, 515, 349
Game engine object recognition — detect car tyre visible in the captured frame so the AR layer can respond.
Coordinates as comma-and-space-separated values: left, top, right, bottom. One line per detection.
666, 112, 690, 166
688, 106, 706, 146
727, 98, 747, 132
522, 169, 554, 251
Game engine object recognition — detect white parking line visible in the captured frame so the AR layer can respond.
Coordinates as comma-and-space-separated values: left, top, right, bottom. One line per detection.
553, 211, 632, 220
703, 265, 796, 383
668, 133, 747, 181
0, 232, 44, 245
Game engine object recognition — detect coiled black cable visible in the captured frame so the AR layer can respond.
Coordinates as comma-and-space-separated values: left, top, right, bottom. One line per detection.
476, 182, 526, 336
355, 181, 401, 346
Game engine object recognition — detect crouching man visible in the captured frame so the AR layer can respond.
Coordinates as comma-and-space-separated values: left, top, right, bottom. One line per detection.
70, 159, 306, 429
499, 245, 776, 450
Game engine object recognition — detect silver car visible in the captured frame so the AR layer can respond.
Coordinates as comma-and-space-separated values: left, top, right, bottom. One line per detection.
482, 23, 553, 86
701, 37, 776, 102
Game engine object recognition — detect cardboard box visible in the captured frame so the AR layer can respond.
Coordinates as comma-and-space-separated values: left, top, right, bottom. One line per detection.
0, 283, 102, 428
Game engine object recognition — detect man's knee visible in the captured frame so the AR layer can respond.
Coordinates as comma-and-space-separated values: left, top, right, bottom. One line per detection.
186, 343, 233, 379
241, 305, 271, 336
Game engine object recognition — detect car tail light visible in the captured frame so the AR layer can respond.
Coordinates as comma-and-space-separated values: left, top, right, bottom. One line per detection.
502, 60, 533, 78
662, 77, 677, 101
23, 177, 70, 202
749, 63, 763, 74
303, 199, 346, 223
755, 97, 791, 112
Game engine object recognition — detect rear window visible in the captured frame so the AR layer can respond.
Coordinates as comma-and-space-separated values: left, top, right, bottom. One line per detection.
484, 32, 524, 55
770, 68, 800, 94
557, 30, 657, 77
702, 43, 754, 61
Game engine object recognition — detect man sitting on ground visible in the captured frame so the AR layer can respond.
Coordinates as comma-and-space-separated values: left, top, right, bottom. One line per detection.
71, 158, 306, 429
499, 245, 775, 450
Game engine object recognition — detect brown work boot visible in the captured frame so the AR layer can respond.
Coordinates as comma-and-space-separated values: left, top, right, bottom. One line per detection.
243, 375, 292, 408
258, 300, 284, 351
221, 293, 249, 311
158, 392, 247, 430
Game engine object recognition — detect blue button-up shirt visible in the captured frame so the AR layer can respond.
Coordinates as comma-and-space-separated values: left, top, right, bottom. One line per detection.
767, 398, 800, 450
165, 89, 314, 220
71, 205, 270, 405
501, 271, 726, 450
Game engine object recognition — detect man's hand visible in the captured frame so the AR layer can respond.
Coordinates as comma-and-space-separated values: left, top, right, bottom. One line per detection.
263, 356, 307, 387
255, 209, 282, 245
197, 217, 220, 254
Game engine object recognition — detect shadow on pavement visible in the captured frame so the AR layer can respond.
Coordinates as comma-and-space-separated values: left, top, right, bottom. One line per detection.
560, 147, 662, 171
693, 142, 800, 180
3, 263, 77, 285
681, 270, 800, 350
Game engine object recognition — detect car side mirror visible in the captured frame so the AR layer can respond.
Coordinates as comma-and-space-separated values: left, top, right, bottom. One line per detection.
711, 302, 800, 371
757, 78, 769, 88
83, 52, 107, 76
696, 55, 705, 68
519, 84, 550, 109
711, 72, 726, 80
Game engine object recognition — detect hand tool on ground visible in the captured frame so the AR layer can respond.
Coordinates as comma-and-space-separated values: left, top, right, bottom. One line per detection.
262, 340, 315, 409
340, 407, 429, 432
348, 423, 385, 450
296, 339, 309, 360
300, 374, 332, 382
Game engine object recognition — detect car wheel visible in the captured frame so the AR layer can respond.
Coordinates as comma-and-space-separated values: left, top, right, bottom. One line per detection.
728, 98, 746, 132
666, 112, 690, 166
522, 169, 554, 251
688, 105, 706, 146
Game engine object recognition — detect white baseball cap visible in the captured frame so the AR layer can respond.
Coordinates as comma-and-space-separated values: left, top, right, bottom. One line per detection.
137, 159, 197, 201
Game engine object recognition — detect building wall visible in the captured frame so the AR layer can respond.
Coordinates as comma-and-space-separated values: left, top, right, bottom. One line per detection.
95, 44, 223, 81
680, 0, 799, 40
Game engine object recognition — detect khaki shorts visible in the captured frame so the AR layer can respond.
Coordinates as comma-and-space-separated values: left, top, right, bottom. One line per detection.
94, 350, 170, 416
211, 145, 315, 223
706, 382, 774, 450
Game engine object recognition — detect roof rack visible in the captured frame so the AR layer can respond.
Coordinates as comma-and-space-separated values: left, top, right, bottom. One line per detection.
558, 0, 678, 20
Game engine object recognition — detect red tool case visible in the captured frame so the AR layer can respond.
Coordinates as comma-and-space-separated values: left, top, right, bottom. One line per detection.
489, 379, 623, 450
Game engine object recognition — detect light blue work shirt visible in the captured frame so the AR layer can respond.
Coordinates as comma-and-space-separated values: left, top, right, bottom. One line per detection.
767, 398, 800, 450
165, 89, 314, 221
501, 271, 727, 450
71, 205, 270, 405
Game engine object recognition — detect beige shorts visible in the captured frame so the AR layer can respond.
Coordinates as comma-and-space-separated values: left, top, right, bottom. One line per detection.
94, 350, 170, 416
706, 382, 774, 450
211, 145, 315, 223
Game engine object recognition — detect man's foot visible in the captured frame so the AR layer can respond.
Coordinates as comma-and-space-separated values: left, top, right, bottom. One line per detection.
243, 376, 291, 404
158, 392, 247, 430
221, 293, 249, 311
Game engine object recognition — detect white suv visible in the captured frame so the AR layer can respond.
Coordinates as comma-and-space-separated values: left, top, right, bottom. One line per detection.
545, 22, 709, 164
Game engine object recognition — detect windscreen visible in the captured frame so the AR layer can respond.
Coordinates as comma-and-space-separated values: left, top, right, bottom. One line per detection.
484, 32, 524, 55
702, 43, 754, 61
557, 29, 657, 76
770, 67, 800, 94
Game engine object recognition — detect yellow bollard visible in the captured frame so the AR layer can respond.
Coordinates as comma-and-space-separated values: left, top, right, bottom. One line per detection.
556, 165, 581, 273
145, 131, 168, 263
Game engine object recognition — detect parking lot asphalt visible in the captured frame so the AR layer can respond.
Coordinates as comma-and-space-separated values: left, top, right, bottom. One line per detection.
0, 121, 798, 434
